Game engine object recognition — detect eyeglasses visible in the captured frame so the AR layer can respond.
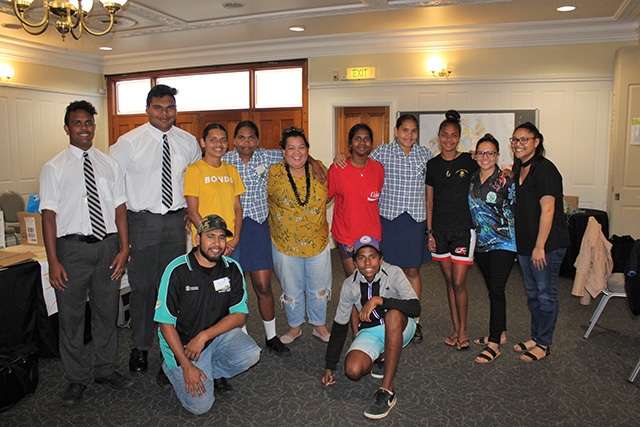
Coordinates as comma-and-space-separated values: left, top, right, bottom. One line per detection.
476, 150, 497, 158
509, 136, 534, 145
283, 127, 304, 134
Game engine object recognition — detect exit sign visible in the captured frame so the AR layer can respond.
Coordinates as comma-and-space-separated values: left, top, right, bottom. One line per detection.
346, 67, 376, 80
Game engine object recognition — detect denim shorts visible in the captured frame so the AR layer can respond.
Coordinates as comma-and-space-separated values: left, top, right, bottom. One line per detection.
347, 318, 416, 362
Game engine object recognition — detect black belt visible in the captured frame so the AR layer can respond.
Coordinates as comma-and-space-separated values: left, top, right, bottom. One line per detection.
59, 233, 116, 244
135, 209, 185, 216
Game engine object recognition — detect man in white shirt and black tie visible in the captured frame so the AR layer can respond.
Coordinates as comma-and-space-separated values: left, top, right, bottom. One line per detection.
109, 85, 201, 377
40, 100, 132, 406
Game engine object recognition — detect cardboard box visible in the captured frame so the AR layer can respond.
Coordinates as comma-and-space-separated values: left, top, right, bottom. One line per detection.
563, 195, 579, 212
18, 212, 44, 246
0, 249, 36, 267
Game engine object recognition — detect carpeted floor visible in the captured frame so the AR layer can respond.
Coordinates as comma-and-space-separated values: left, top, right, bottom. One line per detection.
3, 249, 640, 426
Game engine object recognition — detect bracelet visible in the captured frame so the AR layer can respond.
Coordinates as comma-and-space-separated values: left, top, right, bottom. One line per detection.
426, 229, 433, 235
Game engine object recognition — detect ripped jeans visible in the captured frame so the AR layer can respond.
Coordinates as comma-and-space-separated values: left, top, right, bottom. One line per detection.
272, 242, 332, 328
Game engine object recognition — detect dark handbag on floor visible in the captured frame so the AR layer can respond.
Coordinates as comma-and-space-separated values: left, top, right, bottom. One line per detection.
625, 240, 640, 316
0, 345, 39, 413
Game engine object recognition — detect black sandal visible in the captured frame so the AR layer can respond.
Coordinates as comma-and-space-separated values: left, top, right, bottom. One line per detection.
475, 346, 500, 364
521, 344, 550, 362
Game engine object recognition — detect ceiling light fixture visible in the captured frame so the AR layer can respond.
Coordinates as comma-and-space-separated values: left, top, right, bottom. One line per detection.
289, 25, 305, 32
556, 5, 576, 12
8, 0, 129, 41
99, 46, 113, 51
223, 2, 245, 9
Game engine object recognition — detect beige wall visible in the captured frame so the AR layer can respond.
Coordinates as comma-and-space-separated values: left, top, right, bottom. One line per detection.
310, 43, 629, 82
306, 42, 634, 210
0, 59, 107, 200
1, 58, 105, 95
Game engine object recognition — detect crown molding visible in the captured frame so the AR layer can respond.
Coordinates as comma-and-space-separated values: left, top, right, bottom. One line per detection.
615, 0, 640, 22
0, 79, 106, 97
308, 73, 614, 90
103, 18, 638, 75
0, 36, 103, 73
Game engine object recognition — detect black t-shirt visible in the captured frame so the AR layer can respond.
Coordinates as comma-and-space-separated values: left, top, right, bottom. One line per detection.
514, 157, 570, 255
426, 152, 479, 230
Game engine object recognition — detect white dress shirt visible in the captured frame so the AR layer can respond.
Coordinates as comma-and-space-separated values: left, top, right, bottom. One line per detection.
109, 122, 201, 214
39, 145, 127, 238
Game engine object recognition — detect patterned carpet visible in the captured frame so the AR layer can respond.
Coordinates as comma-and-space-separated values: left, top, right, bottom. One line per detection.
3, 249, 640, 426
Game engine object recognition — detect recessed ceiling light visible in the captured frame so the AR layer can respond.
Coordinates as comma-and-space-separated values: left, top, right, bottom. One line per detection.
99, 46, 113, 51
557, 5, 576, 12
223, 2, 245, 9
289, 25, 305, 32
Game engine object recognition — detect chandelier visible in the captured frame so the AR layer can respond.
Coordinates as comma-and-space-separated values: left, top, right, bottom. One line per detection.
9, 0, 129, 41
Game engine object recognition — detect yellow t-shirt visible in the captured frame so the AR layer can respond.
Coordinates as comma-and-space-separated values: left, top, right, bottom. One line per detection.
267, 161, 328, 258
184, 159, 246, 242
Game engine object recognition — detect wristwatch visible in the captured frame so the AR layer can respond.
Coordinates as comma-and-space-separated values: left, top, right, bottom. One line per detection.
426, 229, 433, 235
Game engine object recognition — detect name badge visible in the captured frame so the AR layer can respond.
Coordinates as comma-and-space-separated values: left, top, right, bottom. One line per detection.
214, 277, 231, 292
255, 164, 266, 175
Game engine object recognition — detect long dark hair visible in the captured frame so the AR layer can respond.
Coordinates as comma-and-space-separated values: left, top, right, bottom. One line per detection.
234, 120, 259, 139
348, 123, 373, 154
512, 122, 545, 175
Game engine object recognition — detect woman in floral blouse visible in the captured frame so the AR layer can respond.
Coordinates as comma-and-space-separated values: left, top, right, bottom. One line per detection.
267, 127, 331, 344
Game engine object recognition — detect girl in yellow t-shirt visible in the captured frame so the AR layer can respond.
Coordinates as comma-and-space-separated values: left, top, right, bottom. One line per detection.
184, 123, 245, 252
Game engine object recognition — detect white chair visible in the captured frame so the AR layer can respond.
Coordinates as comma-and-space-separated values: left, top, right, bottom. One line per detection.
583, 273, 627, 339
629, 357, 640, 383
0, 191, 25, 246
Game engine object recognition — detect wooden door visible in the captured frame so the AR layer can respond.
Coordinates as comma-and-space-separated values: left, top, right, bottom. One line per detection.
110, 115, 147, 145
335, 106, 390, 156
199, 111, 250, 150
252, 109, 304, 150
110, 113, 199, 145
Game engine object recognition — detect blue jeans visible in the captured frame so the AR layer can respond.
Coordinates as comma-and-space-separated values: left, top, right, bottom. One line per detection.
272, 242, 332, 328
163, 328, 261, 415
518, 247, 566, 347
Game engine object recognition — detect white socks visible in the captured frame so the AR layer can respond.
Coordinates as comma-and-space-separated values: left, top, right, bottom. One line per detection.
264, 318, 276, 340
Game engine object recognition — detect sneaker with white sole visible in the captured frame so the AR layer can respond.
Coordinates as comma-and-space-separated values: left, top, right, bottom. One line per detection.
364, 388, 397, 419
370, 359, 384, 379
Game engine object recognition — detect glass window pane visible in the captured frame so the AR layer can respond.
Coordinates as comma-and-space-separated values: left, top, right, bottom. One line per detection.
116, 79, 151, 114
255, 68, 303, 108
157, 72, 250, 111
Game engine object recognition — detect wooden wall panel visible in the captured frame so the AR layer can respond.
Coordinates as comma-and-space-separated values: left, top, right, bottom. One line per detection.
0, 98, 11, 183
15, 99, 36, 183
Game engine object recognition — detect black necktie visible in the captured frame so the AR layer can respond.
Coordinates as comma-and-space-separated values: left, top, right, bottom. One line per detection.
162, 134, 173, 208
83, 152, 107, 239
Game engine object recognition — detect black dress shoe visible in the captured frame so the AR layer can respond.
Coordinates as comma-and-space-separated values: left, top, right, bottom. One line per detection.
265, 336, 291, 354
411, 323, 423, 344
62, 383, 86, 406
213, 378, 233, 393
156, 366, 171, 388
129, 348, 148, 373
95, 371, 134, 390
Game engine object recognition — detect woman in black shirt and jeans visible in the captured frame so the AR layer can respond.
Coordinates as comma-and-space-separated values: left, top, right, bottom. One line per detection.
510, 122, 569, 362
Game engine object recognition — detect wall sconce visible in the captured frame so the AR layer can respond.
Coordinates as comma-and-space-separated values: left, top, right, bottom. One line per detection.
428, 57, 455, 78
0, 63, 15, 81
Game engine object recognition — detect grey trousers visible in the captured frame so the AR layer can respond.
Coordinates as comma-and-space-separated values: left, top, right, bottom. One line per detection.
127, 210, 187, 351
55, 234, 120, 384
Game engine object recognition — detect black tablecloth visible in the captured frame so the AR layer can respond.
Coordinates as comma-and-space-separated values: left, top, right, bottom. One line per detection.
0, 260, 58, 357
560, 209, 609, 278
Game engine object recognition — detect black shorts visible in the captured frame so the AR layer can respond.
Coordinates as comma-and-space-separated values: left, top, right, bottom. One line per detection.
431, 229, 475, 265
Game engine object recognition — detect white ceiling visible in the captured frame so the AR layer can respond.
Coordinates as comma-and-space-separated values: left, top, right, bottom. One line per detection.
0, 0, 638, 74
